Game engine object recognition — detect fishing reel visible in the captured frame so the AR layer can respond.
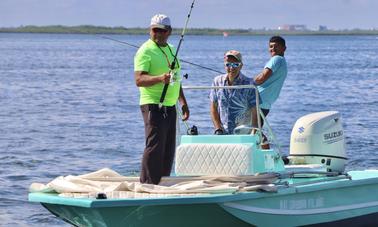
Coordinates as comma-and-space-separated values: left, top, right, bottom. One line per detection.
187, 125, 198, 135
168, 72, 188, 86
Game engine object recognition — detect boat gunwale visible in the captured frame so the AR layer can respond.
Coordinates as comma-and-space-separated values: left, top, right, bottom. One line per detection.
28, 172, 378, 208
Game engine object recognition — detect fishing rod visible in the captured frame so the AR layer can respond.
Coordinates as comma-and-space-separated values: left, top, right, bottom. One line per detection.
101, 36, 223, 75
177, 105, 198, 135
159, 0, 196, 109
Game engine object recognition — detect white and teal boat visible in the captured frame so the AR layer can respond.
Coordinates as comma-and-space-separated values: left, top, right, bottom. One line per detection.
29, 86, 378, 227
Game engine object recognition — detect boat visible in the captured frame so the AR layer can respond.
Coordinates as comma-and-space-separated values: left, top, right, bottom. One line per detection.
29, 85, 378, 227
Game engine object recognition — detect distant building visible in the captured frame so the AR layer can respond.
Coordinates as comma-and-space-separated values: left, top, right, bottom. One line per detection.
318, 25, 328, 31
278, 24, 307, 31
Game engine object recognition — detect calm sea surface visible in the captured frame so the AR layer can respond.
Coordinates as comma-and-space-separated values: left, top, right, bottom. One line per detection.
0, 33, 377, 226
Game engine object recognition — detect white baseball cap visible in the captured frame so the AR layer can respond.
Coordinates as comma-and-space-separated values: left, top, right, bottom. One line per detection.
150, 14, 171, 30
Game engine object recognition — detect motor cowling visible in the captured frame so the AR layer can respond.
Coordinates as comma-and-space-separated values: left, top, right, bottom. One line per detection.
289, 111, 347, 173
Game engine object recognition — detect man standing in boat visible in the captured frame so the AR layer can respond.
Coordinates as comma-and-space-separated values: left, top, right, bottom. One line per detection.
134, 14, 190, 184
252, 36, 287, 129
210, 50, 257, 134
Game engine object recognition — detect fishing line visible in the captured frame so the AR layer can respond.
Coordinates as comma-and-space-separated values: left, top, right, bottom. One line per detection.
54, 25, 224, 74
101, 36, 223, 74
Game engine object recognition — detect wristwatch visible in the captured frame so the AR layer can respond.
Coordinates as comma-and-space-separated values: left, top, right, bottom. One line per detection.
214, 128, 225, 135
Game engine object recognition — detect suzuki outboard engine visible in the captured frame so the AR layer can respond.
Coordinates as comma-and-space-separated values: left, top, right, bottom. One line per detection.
289, 111, 347, 173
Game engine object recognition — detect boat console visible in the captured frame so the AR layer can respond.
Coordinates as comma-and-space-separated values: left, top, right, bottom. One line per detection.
175, 134, 285, 176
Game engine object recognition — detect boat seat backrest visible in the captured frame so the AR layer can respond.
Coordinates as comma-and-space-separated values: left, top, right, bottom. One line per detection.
175, 143, 254, 176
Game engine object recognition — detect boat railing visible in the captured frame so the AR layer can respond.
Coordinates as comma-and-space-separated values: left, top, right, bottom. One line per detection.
182, 84, 282, 154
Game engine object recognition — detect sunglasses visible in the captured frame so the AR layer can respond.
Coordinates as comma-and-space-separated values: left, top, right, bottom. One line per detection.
152, 28, 169, 33
225, 62, 241, 68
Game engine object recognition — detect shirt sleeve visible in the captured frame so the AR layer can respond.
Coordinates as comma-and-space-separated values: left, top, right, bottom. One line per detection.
134, 49, 151, 72
264, 56, 283, 73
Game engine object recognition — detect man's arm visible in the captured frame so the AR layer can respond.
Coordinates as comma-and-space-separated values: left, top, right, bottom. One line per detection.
254, 68, 272, 85
210, 101, 223, 130
134, 71, 170, 87
178, 85, 189, 121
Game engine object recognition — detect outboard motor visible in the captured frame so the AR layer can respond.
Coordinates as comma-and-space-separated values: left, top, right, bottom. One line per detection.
289, 111, 347, 173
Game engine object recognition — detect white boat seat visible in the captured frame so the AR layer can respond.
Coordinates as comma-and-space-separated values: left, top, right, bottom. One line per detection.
175, 143, 255, 176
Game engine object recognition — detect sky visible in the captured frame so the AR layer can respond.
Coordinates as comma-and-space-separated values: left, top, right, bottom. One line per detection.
0, 0, 377, 30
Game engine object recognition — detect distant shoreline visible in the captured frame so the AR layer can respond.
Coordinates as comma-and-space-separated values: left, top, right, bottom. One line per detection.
1, 25, 378, 35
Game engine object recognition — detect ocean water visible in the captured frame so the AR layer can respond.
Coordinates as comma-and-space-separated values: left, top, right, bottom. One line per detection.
0, 33, 377, 226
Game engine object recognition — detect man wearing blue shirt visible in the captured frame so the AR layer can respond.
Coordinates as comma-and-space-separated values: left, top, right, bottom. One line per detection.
210, 50, 256, 134
253, 36, 287, 127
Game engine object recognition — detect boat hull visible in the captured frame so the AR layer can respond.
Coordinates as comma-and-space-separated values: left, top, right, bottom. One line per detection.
222, 172, 378, 227
29, 171, 378, 227
42, 202, 252, 227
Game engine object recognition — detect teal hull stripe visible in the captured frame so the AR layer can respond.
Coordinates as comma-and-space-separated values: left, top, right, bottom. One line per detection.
223, 201, 378, 215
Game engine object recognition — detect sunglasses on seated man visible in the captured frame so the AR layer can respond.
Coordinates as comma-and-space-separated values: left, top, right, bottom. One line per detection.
225, 62, 242, 68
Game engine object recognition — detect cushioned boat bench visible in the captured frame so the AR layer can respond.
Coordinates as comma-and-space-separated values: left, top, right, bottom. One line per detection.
175, 135, 285, 176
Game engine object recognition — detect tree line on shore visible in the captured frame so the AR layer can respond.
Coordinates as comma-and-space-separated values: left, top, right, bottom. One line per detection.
1, 25, 378, 35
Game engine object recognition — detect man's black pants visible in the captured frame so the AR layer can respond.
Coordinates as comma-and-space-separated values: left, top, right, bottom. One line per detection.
140, 104, 176, 184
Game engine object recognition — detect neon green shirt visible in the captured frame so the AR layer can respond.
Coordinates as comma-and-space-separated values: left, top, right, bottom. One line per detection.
134, 39, 181, 106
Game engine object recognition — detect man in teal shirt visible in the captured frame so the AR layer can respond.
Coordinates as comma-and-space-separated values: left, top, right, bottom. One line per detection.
253, 36, 287, 145
134, 14, 190, 184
